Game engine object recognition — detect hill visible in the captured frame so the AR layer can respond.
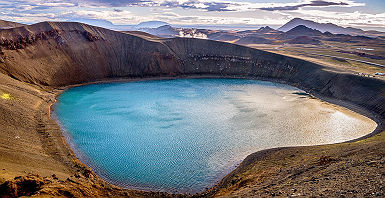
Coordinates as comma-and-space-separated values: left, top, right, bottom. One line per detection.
256, 26, 277, 34
0, 19, 24, 29
135, 21, 169, 29
139, 25, 179, 38
0, 21, 384, 197
279, 18, 364, 35
280, 25, 323, 39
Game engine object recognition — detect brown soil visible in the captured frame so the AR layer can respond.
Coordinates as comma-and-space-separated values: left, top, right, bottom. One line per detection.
0, 21, 384, 197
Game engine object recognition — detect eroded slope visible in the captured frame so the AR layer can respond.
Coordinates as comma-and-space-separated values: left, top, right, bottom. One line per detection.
0, 22, 384, 197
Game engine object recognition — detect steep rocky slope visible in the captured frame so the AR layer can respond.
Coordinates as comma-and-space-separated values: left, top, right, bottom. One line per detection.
0, 22, 384, 197
0, 19, 24, 29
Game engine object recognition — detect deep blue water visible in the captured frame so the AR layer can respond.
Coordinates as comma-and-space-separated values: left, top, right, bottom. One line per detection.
55, 78, 373, 193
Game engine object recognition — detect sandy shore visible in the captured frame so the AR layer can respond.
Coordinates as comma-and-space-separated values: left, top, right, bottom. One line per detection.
53, 75, 384, 191
1, 21, 384, 197
1, 73, 385, 197
51, 76, 377, 194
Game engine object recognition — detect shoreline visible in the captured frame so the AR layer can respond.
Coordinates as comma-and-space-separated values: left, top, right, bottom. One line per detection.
49, 75, 384, 195
1, 21, 384, 196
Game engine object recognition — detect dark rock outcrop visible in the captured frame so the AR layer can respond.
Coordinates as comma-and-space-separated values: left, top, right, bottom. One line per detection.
0, 21, 384, 119
0, 21, 384, 197
0, 174, 46, 197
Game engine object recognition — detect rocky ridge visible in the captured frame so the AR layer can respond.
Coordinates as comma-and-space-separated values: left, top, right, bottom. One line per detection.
0, 21, 384, 197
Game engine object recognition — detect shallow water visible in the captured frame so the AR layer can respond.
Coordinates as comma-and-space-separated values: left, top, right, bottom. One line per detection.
55, 79, 376, 193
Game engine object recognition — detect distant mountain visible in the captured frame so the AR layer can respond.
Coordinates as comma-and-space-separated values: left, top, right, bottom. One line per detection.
140, 25, 210, 39
280, 25, 323, 39
140, 25, 179, 38
279, 18, 363, 35
66, 19, 170, 31
135, 21, 169, 29
238, 26, 278, 35
71, 19, 120, 29
257, 26, 276, 34
0, 19, 24, 29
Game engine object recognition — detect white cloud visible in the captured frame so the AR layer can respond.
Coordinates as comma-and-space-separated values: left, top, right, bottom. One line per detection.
73, 0, 365, 12
289, 9, 385, 28
59, 9, 139, 24
0, 0, 383, 31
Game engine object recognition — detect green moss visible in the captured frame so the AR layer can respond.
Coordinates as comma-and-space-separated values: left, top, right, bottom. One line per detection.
1, 93, 14, 100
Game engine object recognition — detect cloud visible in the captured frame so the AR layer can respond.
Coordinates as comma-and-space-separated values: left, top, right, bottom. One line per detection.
204, 2, 231, 11
80, 0, 149, 7
289, 9, 385, 27
60, 9, 136, 24
0, 0, 382, 32
159, 1, 232, 11
77, 0, 363, 12
260, 1, 348, 11
113, 9, 124, 12
0, 0, 365, 13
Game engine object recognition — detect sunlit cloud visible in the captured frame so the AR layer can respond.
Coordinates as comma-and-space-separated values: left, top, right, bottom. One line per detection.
75, 0, 365, 12
0, 0, 383, 31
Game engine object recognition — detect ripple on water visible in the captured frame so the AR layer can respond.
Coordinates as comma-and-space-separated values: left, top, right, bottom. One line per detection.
55, 79, 377, 193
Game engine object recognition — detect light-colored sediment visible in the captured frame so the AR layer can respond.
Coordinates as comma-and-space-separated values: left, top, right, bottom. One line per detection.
53, 79, 377, 194
0, 21, 384, 197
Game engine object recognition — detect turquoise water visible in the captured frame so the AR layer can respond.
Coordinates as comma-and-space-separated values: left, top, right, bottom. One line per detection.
55, 79, 375, 193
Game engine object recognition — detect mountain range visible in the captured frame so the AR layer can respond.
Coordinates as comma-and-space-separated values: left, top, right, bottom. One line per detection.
130, 17, 385, 45
0, 19, 384, 197
3, 17, 381, 38
136, 18, 385, 38
2, 17, 383, 47
135, 23, 385, 47
278, 18, 362, 34
278, 18, 385, 37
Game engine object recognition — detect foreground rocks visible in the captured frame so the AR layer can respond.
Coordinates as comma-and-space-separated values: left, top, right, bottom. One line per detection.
202, 133, 385, 197
0, 21, 384, 197
0, 173, 179, 198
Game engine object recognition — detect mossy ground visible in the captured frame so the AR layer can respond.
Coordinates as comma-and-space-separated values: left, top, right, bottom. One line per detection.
1, 93, 14, 100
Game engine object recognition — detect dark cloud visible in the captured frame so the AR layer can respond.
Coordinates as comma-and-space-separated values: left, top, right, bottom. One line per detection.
114, 9, 124, 12
0, 0, 352, 14
81, 0, 350, 12
204, 2, 232, 12
87, 0, 150, 7
260, 0, 348, 11
160, 1, 180, 8
161, 1, 233, 11
81, 0, 234, 12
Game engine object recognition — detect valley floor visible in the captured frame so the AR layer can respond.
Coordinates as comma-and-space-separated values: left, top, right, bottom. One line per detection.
247, 42, 385, 77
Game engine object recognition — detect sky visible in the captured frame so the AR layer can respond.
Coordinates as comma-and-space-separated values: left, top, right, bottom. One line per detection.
0, 0, 384, 31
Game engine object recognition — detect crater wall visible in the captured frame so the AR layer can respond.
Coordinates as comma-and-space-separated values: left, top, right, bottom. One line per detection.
1, 22, 384, 120
0, 21, 384, 197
